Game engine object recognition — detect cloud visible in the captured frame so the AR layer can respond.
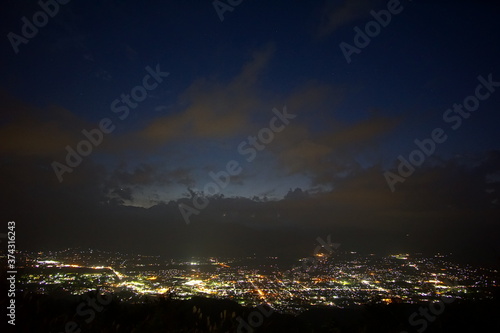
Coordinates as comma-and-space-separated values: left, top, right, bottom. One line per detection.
284, 188, 310, 200
111, 187, 133, 201
274, 114, 398, 185
325, 151, 500, 223
137, 44, 275, 144
1, 134, 498, 258
169, 168, 196, 187
317, 0, 383, 37
109, 163, 160, 186
0, 91, 90, 158
105, 164, 196, 204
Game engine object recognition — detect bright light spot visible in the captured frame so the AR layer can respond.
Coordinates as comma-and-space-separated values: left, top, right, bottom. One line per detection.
185, 279, 203, 286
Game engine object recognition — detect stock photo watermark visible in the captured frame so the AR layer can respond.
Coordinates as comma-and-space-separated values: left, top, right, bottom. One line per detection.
7, 0, 72, 54
236, 304, 274, 333
51, 64, 169, 182
178, 105, 296, 224
384, 73, 499, 192
4, 221, 16, 326
301, 234, 340, 272
402, 296, 455, 333
401, 280, 458, 333
340, 0, 410, 64
213, 0, 244, 22
58, 290, 112, 333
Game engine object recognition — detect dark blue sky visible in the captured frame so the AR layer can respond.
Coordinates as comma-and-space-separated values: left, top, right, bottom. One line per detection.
1, 0, 499, 259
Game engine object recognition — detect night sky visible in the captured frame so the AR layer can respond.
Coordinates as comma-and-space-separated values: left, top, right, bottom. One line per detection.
1, 0, 499, 262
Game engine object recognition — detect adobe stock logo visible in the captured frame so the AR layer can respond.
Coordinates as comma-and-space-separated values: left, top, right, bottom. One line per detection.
236, 304, 274, 333
58, 291, 112, 333
178, 106, 296, 224
339, 0, 410, 64
384, 73, 499, 192
52, 64, 169, 182
7, 0, 72, 55
400, 280, 458, 333
212, 0, 244, 22
301, 235, 340, 272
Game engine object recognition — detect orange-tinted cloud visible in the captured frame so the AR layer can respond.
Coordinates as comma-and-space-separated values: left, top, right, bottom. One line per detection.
0, 91, 88, 158
317, 0, 382, 38
139, 44, 275, 144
